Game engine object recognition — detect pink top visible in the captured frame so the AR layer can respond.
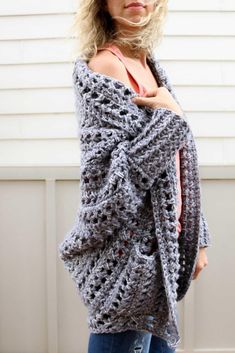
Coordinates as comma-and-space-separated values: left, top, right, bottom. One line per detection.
97, 44, 182, 236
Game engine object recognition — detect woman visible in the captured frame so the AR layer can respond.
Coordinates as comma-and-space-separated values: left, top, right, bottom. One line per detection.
58, 1, 211, 352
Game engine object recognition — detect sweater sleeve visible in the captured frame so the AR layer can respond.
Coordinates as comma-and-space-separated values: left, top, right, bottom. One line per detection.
93, 97, 191, 190
58, 98, 190, 260
124, 107, 190, 190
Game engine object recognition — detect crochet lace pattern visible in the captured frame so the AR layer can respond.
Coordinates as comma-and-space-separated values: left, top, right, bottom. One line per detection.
58, 53, 212, 350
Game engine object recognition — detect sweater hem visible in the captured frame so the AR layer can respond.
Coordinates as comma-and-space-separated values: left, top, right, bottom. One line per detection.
87, 313, 180, 350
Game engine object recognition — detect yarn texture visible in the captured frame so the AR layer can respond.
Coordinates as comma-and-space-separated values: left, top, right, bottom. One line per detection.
58, 53, 212, 350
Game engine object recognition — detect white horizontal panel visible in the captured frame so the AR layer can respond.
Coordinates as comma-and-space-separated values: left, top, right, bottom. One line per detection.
166, 12, 235, 36
0, 0, 76, 16
0, 0, 234, 16
187, 112, 235, 137
196, 138, 224, 165
1, 12, 235, 41
0, 85, 234, 114
176, 86, 235, 111
1, 165, 235, 179
198, 137, 235, 165
0, 138, 232, 166
1, 112, 234, 140
0, 38, 74, 65
0, 114, 78, 139
0, 88, 74, 114
223, 139, 235, 164
157, 37, 235, 61
0, 140, 80, 165
1, 61, 235, 90
0, 63, 73, 89
1, 37, 234, 65
0, 14, 73, 40
169, 0, 235, 11
161, 61, 235, 86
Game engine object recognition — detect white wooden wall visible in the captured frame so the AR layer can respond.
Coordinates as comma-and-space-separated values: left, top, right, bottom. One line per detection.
0, 0, 235, 352
0, 168, 235, 353
0, 0, 235, 166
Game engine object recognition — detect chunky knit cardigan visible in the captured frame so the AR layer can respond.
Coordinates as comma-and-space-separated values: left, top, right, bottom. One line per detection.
58, 53, 212, 349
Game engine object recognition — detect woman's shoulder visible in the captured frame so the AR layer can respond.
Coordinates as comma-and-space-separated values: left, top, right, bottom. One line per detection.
87, 49, 131, 88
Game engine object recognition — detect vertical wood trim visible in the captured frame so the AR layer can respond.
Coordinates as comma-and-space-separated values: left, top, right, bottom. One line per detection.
45, 179, 58, 353
183, 282, 195, 353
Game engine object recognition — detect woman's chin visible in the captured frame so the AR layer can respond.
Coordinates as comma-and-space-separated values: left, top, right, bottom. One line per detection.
116, 15, 145, 27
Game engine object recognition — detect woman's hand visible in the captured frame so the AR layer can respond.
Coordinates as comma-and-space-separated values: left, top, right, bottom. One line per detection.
132, 87, 184, 116
192, 247, 209, 280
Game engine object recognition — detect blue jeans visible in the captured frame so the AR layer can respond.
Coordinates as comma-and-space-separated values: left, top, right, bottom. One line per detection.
88, 329, 176, 353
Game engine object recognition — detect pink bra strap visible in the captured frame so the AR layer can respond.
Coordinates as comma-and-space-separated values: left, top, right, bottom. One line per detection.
97, 45, 147, 95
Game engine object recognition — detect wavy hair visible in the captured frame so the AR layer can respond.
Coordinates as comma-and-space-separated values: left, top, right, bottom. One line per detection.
67, 0, 168, 61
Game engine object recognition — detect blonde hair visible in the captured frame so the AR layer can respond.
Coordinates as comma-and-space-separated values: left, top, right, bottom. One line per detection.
67, 0, 168, 61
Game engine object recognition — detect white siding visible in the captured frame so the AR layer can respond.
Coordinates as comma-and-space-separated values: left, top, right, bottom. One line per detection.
0, 0, 235, 165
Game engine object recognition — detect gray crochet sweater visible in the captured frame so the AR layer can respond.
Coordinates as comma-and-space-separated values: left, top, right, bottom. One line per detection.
58, 53, 212, 349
